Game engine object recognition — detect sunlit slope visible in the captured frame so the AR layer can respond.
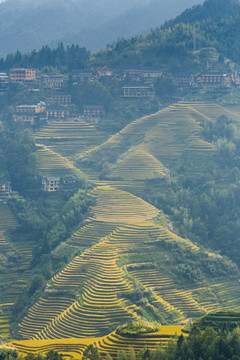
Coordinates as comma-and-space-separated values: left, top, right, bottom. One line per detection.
19, 236, 137, 339
110, 149, 166, 180
10, 326, 184, 359
18, 185, 240, 340
78, 102, 222, 178
90, 185, 160, 223
34, 121, 107, 159
16, 102, 240, 343
182, 102, 240, 123
0, 203, 35, 339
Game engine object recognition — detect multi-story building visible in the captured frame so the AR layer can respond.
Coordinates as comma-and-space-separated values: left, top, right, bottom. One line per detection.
45, 108, 70, 120
45, 94, 71, 105
196, 73, 231, 88
0, 180, 12, 200
42, 177, 60, 192
122, 85, 155, 98
173, 74, 195, 87
16, 102, 46, 115
0, 73, 9, 92
123, 69, 162, 82
10, 68, 36, 82
15, 102, 46, 125
38, 75, 64, 89
83, 105, 105, 122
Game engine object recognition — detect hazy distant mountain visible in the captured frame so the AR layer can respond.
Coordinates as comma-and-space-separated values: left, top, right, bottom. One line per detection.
58, 0, 205, 51
0, 0, 203, 57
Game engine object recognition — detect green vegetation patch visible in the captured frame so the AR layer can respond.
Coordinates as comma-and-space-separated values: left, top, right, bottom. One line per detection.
195, 310, 240, 331
116, 320, 160, 337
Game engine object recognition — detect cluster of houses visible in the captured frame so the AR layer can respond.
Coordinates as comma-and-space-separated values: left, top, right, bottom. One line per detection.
2, 66, 240, 126
2, 68, 107, 124
1, 66, 240, 94
14, 101, 105, 124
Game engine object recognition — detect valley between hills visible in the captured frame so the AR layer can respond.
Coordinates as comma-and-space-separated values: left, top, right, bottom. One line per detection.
1, 101, 240, 358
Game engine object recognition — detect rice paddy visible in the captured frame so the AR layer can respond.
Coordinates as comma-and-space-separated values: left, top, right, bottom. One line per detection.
0, 204, 36, 339
37, 145, 84, 178
110, 149, 166, 180
3, 102, 240, 355
78, 102, 220, 178
90, 186, 160, 223
34, 121, 107, 159
9, 325, 184, 359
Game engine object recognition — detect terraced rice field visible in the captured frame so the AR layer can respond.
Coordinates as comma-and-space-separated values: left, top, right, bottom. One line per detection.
34, 121, 107, 158
182, 102, 240, 123
66, 220, 120, 248
0, 204, 37, 339
19, 185, 240, 340
0, 304, 13, 338
129, 268, 204, 320
10, 326, 184, 359
90, 186, 159, 223
11, 102, 240, 349
0, 203, 18, 231
19, 235, 137, 339
79, 102, 218, 178
110, 149, 166, 180
37, 145, 84, 177
96, 326, 184, 358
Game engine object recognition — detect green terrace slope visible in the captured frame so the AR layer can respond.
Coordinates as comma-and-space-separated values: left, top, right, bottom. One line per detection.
0, 203, 36, 340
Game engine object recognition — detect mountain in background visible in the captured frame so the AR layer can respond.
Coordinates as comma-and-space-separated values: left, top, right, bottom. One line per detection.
88, 0, 240, 72
0, 0, 203, 57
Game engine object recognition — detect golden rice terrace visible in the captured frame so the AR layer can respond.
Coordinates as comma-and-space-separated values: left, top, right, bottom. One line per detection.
2, 102, 240, 356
